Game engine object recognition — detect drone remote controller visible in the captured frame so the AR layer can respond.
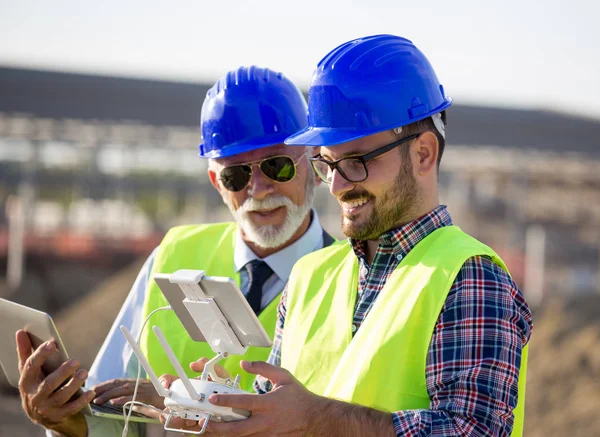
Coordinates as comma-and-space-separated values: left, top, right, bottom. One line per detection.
121, 269, 271, 435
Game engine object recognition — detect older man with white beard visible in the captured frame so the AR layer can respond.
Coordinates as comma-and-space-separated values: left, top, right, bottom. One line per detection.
217, 152, 318, 253
16, 66, 335, 437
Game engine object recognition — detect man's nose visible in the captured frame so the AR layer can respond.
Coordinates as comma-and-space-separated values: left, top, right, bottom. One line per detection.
247, 165, 275, 200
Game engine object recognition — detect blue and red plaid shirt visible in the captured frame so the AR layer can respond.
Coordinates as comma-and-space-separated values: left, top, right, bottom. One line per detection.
255, 205, 533, 437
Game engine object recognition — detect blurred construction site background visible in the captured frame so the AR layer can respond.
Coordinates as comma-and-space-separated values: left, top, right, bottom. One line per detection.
0, 66, 598, 437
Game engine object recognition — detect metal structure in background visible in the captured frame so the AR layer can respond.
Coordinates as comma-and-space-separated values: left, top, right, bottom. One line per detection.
0, 66, 599, 305
0, 114, 221, 309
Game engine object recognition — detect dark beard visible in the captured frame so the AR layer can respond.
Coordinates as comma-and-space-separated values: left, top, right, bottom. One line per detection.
341, 160, 420, 240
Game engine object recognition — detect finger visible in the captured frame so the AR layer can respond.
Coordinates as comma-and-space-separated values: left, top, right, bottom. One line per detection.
108, 395, 132, 406
189, 357, 209, 373
109, 393, 164, 409
97, 379, 156, 405
240, 361, 297, 386
99, 380, 154, 406
16, 330, 33, 372
159, 411, 194, 429
54, 388, 96, 419
50, 369, 92, 407
93, 383, 136, 405
131, 403, 162, 419
158, 373, 178, 389
159, 410, 169, 425
108, 381, 157, 405
190, 358, 230, 380
19, 340, 56, 389
195, 418, 214, 434
181, 419, 201, 432
214, 363, 229, 379
91, 378, 126, 395
209, 392, 263, 411
36, 359, 80, 397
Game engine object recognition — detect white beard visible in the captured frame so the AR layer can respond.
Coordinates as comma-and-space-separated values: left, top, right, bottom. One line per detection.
225, 175, 316, 249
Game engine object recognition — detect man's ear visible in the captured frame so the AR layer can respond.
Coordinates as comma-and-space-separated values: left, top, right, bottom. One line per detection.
208, 167, 220, 191
413, 131, 438, 176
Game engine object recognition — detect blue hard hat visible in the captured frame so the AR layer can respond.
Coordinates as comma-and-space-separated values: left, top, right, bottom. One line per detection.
285, 34, 452, 147
199, 66, 308, 158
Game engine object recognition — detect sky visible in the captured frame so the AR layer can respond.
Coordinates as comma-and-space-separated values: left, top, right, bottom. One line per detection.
1, 0, 599, 119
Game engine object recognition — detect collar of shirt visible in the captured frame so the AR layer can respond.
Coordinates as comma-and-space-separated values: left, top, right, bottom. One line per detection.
234, 209, 324, 281
350, 205, 453, 264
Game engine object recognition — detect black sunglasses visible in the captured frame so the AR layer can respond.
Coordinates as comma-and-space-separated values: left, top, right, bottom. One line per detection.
308, 134, 419, 183
219, 154, 306, 192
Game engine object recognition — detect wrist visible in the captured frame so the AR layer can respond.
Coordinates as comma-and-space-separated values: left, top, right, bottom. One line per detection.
47, 413, 88, 437
305, 394, 330, 436
304, 395, 395, 437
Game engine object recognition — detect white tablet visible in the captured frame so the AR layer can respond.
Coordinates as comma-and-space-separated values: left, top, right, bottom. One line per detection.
153, 272, 272, 349
0, 298, 69, 388
0, 298, 157, 423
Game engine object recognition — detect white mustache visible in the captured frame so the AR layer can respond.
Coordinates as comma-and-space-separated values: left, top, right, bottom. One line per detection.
239, 195, 292, 213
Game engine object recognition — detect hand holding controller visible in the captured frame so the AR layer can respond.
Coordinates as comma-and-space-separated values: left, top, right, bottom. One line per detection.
120, 270, 272, 435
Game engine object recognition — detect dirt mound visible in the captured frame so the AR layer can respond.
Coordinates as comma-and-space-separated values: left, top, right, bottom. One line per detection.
54, 257, 146, 370
525, 294, 600, 436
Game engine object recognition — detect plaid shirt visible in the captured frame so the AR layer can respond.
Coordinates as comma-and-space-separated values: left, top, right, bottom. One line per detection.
255, 205, 533, 437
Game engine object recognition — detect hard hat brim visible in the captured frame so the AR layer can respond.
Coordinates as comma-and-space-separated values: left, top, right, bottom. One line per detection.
285, 98, 452, 147
198, 132, 290, 159
285, 127, 369, 147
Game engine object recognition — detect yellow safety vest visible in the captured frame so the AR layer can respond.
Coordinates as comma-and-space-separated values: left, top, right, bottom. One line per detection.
282, 226, 528, 436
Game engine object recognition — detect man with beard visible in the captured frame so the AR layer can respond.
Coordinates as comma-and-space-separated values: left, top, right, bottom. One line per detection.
15, 66, 333, 437
170, 35, 533, 437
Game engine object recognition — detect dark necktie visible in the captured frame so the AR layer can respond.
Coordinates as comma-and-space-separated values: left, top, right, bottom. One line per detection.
243, 260, 273, 315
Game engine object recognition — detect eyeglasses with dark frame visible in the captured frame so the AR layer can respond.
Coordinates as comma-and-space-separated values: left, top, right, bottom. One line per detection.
308, 134, 419, 183
219, 153, 307, 192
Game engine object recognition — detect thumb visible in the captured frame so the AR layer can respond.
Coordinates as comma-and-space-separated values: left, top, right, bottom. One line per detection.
240, 361, 297, 386
15, 330, 33, 372
189, 357, 208, 373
